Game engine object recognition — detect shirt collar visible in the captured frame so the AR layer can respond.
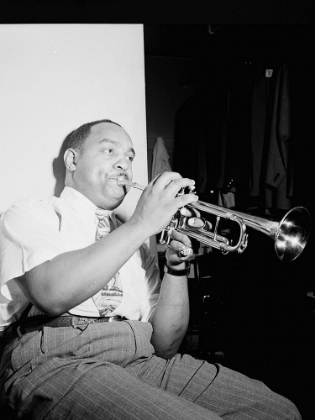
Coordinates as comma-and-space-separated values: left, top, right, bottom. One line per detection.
60, 187, 115, 225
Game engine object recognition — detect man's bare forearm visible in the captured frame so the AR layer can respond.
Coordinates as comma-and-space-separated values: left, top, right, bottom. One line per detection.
150, 270, 190, 359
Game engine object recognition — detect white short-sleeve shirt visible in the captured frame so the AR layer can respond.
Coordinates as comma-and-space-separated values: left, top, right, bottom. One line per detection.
0, 187, 161, 332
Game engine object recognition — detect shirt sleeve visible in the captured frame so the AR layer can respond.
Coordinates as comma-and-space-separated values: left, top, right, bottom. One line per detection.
0, 199, 67, 301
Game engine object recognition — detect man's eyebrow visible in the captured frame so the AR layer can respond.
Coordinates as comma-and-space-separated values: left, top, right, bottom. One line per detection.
99, 139, 135, 156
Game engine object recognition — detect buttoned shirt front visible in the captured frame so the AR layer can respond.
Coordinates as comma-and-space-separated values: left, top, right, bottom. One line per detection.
0, 187, 161, 332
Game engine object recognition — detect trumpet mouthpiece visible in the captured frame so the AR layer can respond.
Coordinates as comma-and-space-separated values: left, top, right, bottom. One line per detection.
117, 177, 145, 191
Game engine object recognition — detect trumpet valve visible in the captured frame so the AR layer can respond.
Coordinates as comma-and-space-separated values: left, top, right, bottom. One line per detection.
238, 233, 248, 253
159, 229, 170, 245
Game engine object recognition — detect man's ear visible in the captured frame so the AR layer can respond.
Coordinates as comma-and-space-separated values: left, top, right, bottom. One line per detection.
64, 149, 78, 171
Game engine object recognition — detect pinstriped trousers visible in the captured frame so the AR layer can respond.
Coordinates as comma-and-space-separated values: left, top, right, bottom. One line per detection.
0, 319, 301, 420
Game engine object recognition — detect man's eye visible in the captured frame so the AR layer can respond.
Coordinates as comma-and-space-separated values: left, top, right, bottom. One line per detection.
127, 156, 134, 162
104, 148, 113, 154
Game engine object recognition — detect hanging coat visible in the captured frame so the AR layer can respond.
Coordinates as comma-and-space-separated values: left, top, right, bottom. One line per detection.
264, 63, 293, 210
151, 137, 172, 181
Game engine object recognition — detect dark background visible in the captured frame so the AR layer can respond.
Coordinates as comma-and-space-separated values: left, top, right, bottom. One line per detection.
143, 23, 315, 420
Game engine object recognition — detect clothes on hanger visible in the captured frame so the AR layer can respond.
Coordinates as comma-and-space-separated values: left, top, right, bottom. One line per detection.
173, 57, 294, 212
151, 137, 172, 181
217, 60, 294, 211
263, 63, 293, 210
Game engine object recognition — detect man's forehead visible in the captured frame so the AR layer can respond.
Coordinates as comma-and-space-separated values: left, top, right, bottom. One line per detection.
90, 122, 134, 147
91, 121, 122, 136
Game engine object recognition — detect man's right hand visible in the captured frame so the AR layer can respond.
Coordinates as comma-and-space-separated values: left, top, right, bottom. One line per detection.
129, 171, 199, 237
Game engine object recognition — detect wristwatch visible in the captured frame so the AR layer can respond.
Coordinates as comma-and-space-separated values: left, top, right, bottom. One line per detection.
164, 262, 191, 277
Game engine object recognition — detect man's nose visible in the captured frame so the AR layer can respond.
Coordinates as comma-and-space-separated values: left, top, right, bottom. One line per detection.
114, 156, 129, 170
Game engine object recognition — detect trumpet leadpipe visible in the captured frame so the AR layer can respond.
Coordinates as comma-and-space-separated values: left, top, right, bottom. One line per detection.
116, 178, 146, 191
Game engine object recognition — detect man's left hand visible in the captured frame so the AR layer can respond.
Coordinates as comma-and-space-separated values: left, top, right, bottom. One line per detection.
165, 207, 208, 266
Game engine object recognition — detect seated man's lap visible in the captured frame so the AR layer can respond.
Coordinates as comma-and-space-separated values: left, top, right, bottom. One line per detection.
5, 355, 221, 420
1, 321, 301, 420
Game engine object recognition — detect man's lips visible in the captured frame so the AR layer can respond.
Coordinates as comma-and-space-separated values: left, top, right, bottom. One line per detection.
107, 175, 130, 188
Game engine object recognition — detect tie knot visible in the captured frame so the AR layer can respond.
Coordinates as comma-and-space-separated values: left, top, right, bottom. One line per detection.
95, 208, 111, 241
95, 208, 110, 221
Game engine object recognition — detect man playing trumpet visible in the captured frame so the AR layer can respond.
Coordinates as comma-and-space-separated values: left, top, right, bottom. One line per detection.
0, 119, 301, 419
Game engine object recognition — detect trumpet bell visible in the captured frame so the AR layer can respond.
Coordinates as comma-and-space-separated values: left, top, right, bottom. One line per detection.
275, 206, 312, 263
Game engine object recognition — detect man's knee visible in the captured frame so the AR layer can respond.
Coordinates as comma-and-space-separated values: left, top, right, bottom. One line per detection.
281, 397, 302, 420
254, 388, 302, 420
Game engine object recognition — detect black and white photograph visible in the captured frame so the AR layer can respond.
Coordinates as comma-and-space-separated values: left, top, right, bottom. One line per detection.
0, 3, 315, 419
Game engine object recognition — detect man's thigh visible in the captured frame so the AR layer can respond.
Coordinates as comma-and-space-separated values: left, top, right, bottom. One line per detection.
129, 353, 301, 420
10, 358, 222, 420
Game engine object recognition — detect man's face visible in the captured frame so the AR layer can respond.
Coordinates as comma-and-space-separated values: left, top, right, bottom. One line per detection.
70, 122, 135, 209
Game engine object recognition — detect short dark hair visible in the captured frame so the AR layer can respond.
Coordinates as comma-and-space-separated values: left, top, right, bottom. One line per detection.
66, 119, 121, 151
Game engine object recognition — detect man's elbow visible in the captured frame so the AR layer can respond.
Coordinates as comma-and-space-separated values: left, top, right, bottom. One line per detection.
29, 290, 71, 317
154, 347, 178, 360
151, 334, 183, 359
15, 276, 67, 317
31, 298, 68, 317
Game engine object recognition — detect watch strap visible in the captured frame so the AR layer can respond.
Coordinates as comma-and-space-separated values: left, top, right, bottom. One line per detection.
164, 262, 191, 277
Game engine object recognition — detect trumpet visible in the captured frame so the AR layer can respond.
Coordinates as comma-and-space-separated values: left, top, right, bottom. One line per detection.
159, 187, 312, 263
118, 179, 311, 263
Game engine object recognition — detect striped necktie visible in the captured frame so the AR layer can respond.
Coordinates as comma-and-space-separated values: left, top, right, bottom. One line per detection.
92, 208, 123, 317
